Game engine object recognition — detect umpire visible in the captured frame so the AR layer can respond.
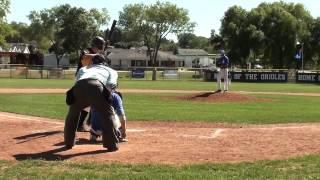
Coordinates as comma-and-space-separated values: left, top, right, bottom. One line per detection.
76, 36, 106, 132
65, 54, 119, 152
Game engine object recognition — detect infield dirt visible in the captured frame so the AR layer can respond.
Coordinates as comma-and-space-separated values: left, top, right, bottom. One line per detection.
1, 89, 320, 165
1, 111, 320, 165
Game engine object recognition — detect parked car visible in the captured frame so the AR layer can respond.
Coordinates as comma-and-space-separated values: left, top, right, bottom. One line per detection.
254, 64, 263, 69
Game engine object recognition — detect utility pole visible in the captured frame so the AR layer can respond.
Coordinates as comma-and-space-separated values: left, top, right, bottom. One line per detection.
301, 43, 304, 72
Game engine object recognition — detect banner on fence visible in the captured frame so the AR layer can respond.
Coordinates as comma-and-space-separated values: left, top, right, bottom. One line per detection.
296, 73, 320, 83
131, 69, 145, 78
205, 70, 288, 82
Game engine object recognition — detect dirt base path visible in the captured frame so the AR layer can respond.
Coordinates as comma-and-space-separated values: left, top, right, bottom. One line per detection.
1, 112, 320, 165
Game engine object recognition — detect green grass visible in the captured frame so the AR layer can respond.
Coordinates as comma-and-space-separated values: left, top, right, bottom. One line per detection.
1, 155, 320, 179
1, 78, 320, 93
0, 78, 73, 88
0, 93, 320, 124
125, 93, 320, 124
1, 78, 320, 178
0, 94, 66, 119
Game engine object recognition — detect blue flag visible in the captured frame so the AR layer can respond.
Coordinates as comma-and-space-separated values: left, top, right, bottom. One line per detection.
294, 49, 302, 60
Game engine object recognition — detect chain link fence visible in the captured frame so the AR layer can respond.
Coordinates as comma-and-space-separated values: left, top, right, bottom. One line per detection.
0, 64, 205, 81
3, 64, 319, 83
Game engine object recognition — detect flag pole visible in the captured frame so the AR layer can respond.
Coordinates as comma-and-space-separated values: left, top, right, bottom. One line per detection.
301, 43, 304, 72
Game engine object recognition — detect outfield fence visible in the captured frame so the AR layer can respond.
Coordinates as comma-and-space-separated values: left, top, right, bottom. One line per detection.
0, 64, 205, 81
1, 64, 320, 83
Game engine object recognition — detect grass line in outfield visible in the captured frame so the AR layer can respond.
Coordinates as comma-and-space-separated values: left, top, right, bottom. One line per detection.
0, 93, 319, 124
0, 78, 320, 93
0, 155, 320, 179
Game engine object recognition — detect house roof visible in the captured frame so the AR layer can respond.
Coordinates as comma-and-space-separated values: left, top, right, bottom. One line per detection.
0, 43, 30, 54
107, 48, 183, 61
107, 48, 149, 61
177, 48, 208, 56
157, 51, 184, 61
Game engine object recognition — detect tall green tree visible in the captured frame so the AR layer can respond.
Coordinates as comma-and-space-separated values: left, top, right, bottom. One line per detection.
28, 4, 109, 67
119, 1, 194, 80
147, 1, 194, 80
252, 2, 312, 68
178, 33, 194, 48
220, 2, 314, 69
220, 6, 250, 66
119, 3, 155, 58
209, 29, 224, 52
0, 0, 9, 20
5, 22, 29, 43
0, 0, 10, 46
178, 33, 208, 49
309, 18, 320, 68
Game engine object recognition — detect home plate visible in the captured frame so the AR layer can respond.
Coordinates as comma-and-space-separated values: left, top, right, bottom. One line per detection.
178, 129, 224, 139
127, 129, 146, 132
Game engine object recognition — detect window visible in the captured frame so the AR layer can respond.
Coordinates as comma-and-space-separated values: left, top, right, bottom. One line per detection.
131, 60, 146, 67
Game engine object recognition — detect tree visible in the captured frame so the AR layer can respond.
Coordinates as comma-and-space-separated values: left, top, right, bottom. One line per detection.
5, 22, 29, 43
118, 3, 155, 59
209, 29, 223, 51
178, 33, 195, 48
147, 1, 194, 80
220, 6, 250, 66
309, 18, 320, 68
220, 2, 313, 69
0, 0, 10, 46
27, 4, 109, 67
160, 39, 177, 52
119, 1, 194, 80
252, 2, 312, 68
178, 33, 208, 49
0, 0, 9, 20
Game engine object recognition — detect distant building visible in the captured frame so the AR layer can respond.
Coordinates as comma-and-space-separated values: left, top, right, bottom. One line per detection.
176, 48, 218, 68
107, 47, 184, 69
0, 43, 43, 65
43, 54, 69, 67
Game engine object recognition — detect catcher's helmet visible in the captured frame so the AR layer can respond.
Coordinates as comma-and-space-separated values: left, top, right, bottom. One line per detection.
91, 36, 105, 50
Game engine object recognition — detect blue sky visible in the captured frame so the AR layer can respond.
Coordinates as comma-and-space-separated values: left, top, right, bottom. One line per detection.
6, 0, 320, 40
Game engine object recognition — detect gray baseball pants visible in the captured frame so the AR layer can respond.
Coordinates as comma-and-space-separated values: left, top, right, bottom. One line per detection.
64, 79, 119, 150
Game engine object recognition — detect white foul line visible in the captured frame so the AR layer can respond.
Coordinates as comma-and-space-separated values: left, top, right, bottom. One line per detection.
211, 129, 224, 138
179, 129, 224, 139
0, 113, 146, 132
0, 113, 63, 125
127, 129, 146, 132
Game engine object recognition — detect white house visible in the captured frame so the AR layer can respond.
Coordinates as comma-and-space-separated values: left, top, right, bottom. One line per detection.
43, 54, 69, 67
0, 43, 31, 64
176, 48, 218, 68
107, 47, 184, 69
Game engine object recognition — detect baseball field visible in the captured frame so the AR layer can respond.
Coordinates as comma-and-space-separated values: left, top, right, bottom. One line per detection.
0, 79, 320, 179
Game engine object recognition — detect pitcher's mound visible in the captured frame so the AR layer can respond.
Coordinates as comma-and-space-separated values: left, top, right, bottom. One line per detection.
177, 91, 261, 103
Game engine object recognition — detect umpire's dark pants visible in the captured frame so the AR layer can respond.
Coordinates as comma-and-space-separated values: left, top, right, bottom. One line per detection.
64, 79, 119, 150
